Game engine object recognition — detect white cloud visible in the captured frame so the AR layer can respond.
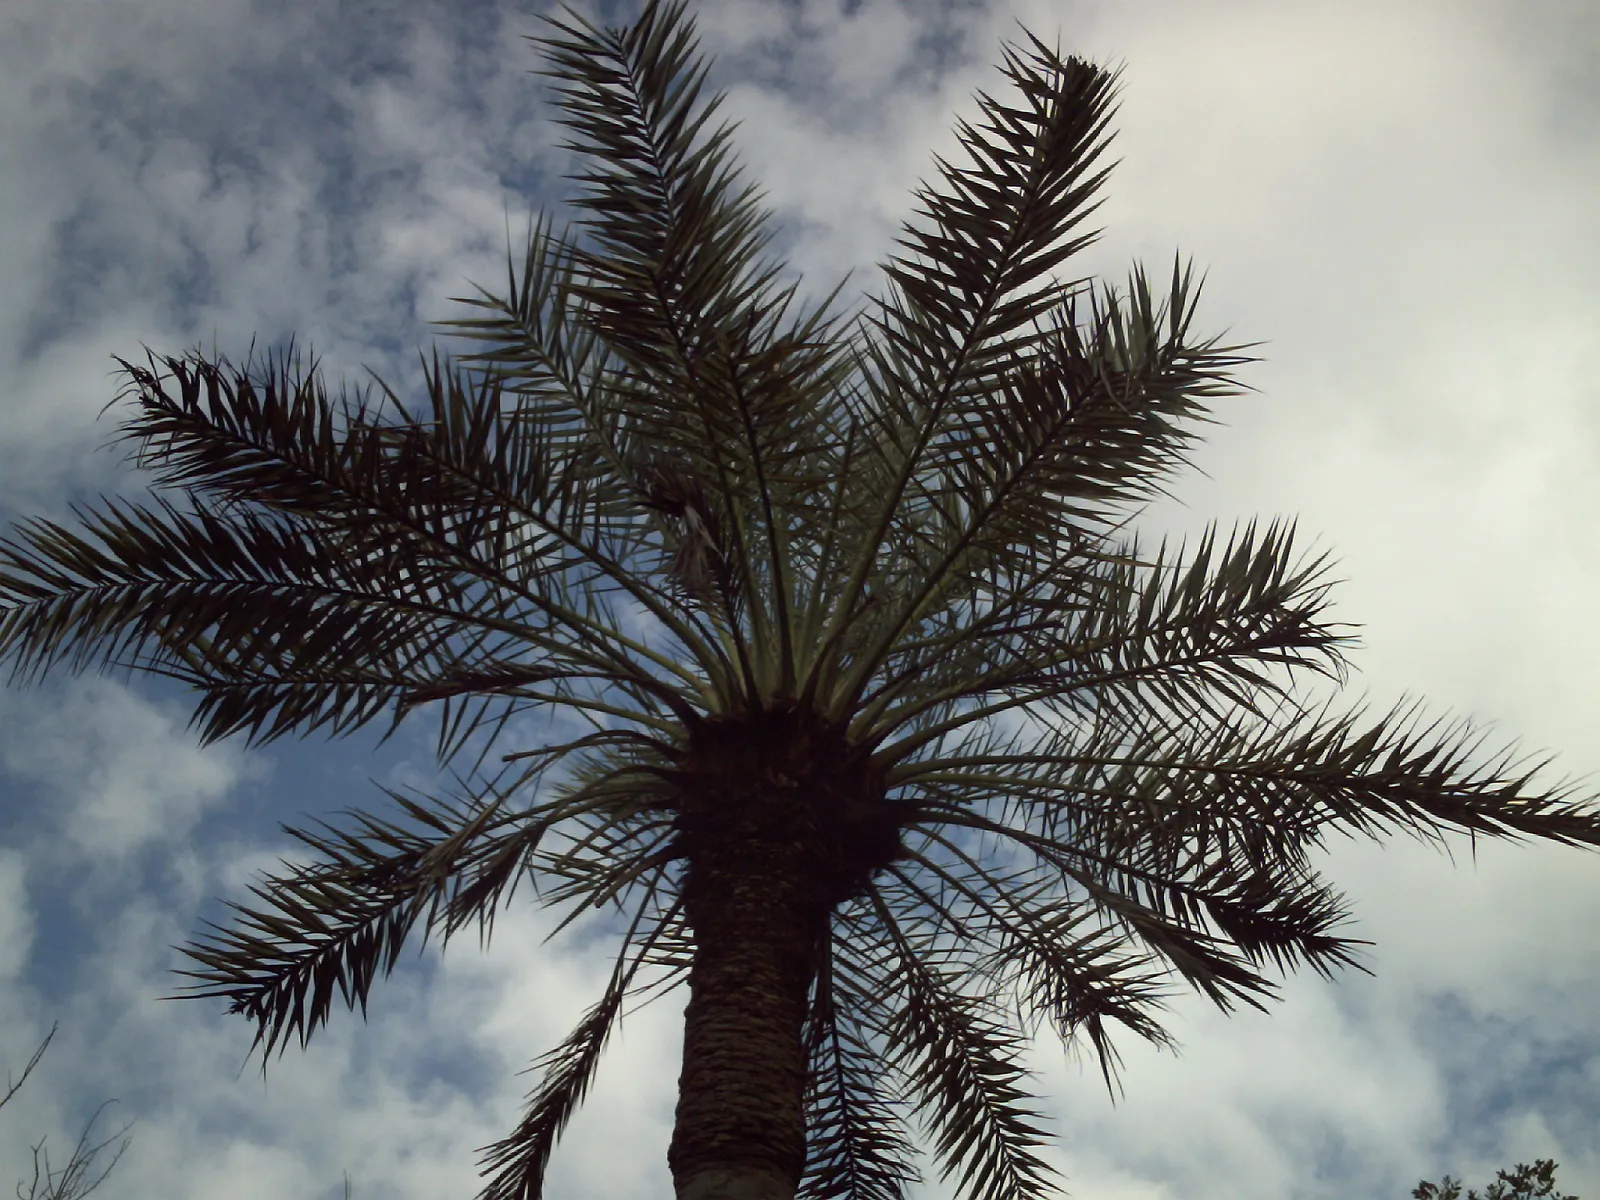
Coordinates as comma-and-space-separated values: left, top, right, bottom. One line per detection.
0, 851, 33, 982
0, 677, 261, 860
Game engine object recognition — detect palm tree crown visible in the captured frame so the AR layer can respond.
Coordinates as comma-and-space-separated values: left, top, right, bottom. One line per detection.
4, 3, 1598, 1199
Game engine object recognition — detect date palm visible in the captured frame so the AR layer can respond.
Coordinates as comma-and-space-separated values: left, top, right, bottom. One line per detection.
3, 3, 1599, 1199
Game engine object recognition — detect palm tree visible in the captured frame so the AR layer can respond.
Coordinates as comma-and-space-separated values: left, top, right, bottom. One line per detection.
3, 2, 1598, 1198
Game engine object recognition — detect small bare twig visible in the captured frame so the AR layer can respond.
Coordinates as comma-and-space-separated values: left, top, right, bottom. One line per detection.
0, 1025, 55, 1114
3, 1024, 136, 1200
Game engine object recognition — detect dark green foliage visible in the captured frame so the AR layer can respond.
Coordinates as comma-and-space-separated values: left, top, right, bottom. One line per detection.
1414, 1159, 1579, 1200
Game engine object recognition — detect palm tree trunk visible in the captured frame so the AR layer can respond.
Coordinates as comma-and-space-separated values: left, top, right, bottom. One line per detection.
667, 784, 828, 1200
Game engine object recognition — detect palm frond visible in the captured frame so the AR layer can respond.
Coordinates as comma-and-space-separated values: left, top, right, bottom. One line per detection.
884, 679, 1600, 1026
434, 213, 861, 687
861, 894, 1063, 1200
528, 0, 873, 705
861, 516, 1349, 755
797, 932, 921, 1200
533, 0, 779, 376
162, 735, 668, 1070
1050, 690, 1600, 852
0, 494, 460, 683
161, 777, 545, 1069
431, 213, 620, 467
476, 891, 689, 1200
878, 823, 1178, 1099
0, 492, 653, 751
807, 33, 1122, 691
116, 342, 723, 714
872, 29, 1120, 409
843, 262, 1256, 712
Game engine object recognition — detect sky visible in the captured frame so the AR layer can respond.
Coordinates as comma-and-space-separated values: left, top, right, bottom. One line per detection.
0, 0, 1597, 1198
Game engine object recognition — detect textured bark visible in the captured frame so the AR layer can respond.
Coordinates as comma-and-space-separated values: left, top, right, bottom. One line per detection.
675, 1165, 798, 1200
667, 805, 826, 1200
666, 703, 899, 1200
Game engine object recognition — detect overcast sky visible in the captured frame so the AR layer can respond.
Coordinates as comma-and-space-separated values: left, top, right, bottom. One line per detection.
1, 1, 1597, 1198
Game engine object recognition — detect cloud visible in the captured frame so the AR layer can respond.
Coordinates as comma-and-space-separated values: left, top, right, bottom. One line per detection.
0, 677, 262, 861
0, 851, 33, 983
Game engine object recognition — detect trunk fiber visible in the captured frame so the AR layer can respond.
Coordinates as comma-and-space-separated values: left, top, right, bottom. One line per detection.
667, 795, 827, 1200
